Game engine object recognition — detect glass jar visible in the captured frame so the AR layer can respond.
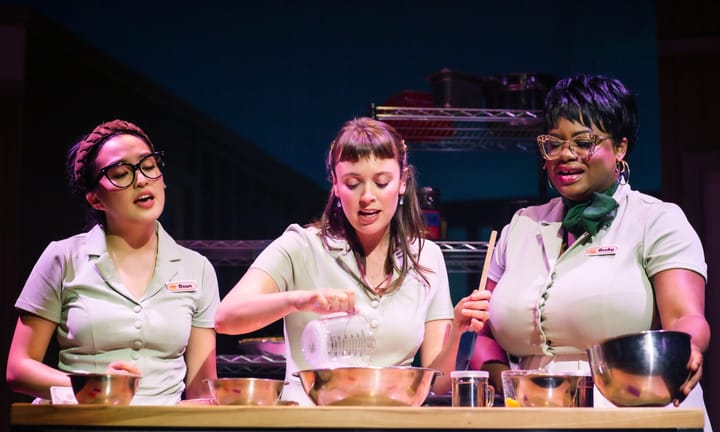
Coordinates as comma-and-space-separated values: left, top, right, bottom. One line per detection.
451, 370, 495, 407
417, 186, 442, 240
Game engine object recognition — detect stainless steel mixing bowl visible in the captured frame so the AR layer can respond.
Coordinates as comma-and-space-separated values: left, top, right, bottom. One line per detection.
205, 377, 284, 405
501, 370, 592, 407
587, 330, 691, 407
69, 373, 140, 405
294, 366, 438, 407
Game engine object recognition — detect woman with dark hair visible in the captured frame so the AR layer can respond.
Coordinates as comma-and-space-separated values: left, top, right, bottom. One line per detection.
216, 117, 490, 405
6, 119, 219, 405
470, 75, 710, 427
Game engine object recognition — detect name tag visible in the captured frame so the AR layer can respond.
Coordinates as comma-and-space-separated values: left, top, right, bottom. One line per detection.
585, 245, 618, 256
166, 280, 198, 292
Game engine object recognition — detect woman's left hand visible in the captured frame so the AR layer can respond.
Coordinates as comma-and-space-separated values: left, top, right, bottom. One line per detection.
106, 361, 142, 376
679, 344, 704, 401
455, 289, 491, 333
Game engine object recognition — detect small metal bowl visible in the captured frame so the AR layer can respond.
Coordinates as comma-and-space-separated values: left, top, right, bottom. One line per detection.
69, 373, 140, 405
294, 366, 438, 407
587, 330, 691, 407
501, 370, 592, 407
205, 377, 284, 405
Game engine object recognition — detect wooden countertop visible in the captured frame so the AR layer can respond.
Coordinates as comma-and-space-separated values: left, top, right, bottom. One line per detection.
11, 403, 704, 430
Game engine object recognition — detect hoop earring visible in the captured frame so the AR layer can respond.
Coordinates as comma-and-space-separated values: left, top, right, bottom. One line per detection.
546, 177, 555, 191
399, 196, 404, 206
616, 160, 630, 185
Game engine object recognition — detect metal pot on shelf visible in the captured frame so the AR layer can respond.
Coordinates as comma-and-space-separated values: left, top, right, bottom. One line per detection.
493, 73, 557, 110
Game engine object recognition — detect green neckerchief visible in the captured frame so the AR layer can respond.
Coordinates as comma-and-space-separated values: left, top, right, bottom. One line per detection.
562, 182, 619, 237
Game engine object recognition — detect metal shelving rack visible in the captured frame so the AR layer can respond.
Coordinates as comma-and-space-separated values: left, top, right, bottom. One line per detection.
369, 105, 544, 152
178, 239, 488, 273
370, 103, 549, 207
436, 241, 489, 273
178, 240, 272, 267
216, 354, 285, 379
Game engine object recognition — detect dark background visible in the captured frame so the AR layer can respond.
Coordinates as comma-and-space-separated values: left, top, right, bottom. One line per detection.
2, 0, 664, 200
1, 0, 719, 429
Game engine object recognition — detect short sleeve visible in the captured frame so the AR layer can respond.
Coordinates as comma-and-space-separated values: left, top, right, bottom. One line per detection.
422, 241, 454, 322
191, 256, 220, 328
643, 202, 707, 281
250, 224, 312, 292
15, 241, 66, 323
488, 216, 515, 284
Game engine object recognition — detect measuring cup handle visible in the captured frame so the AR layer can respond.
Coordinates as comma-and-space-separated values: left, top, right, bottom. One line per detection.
486, 384, 495, 407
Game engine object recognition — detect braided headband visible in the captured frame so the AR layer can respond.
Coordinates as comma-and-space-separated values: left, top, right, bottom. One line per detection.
73, 119, 154, 185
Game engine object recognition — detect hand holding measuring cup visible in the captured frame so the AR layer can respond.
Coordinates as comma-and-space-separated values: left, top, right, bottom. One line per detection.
291, 288, 357, 314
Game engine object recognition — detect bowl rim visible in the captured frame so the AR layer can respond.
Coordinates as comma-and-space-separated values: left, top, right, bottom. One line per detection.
68, 372, 142, 379
587, 329, 691, 349
500, 369, 590, 377
204, 377, 285, 384
293, 365, 441, 377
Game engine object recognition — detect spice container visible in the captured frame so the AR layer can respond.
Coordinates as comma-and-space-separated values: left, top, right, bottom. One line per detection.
417, 186, 442, 240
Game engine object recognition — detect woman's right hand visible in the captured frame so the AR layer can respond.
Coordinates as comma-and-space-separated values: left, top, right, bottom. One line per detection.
454, 289, 491, 333
291, 289, 356, 314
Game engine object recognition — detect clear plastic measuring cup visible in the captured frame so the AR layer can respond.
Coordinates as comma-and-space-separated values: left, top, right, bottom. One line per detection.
301, 313, 376, 369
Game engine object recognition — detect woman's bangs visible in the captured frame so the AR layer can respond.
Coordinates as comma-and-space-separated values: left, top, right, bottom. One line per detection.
336, 135, 397, 163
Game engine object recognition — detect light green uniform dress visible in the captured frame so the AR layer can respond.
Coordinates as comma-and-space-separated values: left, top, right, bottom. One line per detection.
488, 183, 711, 430
250, 224, 454, 405
15, 222, 220, 405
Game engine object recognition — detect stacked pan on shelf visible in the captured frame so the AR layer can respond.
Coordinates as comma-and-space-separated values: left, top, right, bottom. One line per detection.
427, 68, 557, 110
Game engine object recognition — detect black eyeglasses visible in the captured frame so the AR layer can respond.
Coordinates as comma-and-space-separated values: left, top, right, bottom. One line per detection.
93, 151, 165, 189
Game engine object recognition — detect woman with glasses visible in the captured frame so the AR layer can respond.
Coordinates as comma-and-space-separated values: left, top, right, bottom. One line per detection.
471, 75, 710, 423
215, 117, 490, 405
7, 119, 220, 405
